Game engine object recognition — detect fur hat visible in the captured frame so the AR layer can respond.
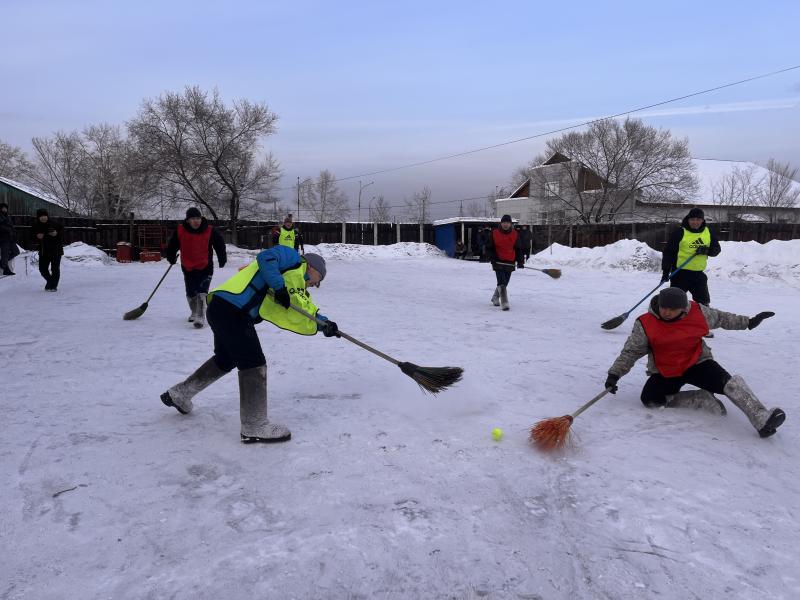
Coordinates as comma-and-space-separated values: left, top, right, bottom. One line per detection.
185, 207, 202, 219
304, 253, 326, 280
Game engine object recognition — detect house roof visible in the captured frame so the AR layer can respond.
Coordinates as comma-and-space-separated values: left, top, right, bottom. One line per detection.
433, 217, 505, 226
691, 158, 800, 203
0, 176, 65, 207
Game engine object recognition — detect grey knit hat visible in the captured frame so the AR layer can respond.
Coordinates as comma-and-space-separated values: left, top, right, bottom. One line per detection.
304, 253, 326, 280
658, 287, 688, 309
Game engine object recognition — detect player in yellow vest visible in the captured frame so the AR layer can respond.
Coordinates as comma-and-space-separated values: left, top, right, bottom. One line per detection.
160, 248, 338, 443
661, 208, 720, 306
271, 214, 304, 253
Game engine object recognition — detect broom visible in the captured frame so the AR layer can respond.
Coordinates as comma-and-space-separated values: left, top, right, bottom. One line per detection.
283, 299, 463, 395
529, 389, 610, 452
600, 253, 697, 330
123, 262, 175, 320
523, 266, 562, 279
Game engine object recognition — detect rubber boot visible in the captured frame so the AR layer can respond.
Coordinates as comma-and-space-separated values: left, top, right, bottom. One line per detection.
665, 389, 726, 415
239, 365, 291, 443
723, 375, 786, 438
193, 293, 206, 329
187, 296, 196, 322
160, 357, 227, 415
491, 287, 500, 306
499, 285, 509, 311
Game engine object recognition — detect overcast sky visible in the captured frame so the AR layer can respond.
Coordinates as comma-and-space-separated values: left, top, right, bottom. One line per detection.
2, 0, 798, 219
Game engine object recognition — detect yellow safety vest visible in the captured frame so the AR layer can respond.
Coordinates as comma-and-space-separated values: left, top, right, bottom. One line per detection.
677, 227, 711, 271
209, 260, 319, 335
278, 227, 296, 248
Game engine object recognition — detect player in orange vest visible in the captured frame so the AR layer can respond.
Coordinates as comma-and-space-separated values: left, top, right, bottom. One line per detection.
165, 207, 227, 328
604, 287, 784, 438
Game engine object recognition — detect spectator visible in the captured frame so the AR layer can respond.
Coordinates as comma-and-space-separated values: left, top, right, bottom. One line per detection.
0, 202, 19, 276
31, 209, 64, 291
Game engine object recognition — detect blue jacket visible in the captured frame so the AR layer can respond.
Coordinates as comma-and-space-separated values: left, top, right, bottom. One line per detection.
214, 246, 329, 325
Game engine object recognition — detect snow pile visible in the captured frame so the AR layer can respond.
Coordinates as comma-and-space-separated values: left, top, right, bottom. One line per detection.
708, 240, 800, 284
534, 239, 662, 272
24, 242, 112, 266
314, 242, 445, 260
226, 242, 446, 263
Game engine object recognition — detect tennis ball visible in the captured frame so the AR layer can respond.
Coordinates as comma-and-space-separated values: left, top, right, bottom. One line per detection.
492, 427, 503, 441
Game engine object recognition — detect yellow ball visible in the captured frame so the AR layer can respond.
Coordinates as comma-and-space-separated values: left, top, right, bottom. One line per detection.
492, 428, 503, 441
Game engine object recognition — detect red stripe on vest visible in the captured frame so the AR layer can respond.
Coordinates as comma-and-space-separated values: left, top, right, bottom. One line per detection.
492, 228, 518, 262
177, 224, 213, 270
639, 301, 709, 377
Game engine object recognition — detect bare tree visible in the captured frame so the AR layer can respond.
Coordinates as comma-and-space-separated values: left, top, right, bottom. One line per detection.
522, 118, 697, 223
404, 186, 431, 224
31, 131, 89, 214
757, 159, 800, 222
0, 140, 37, 182
300, 169, 350, 222
369, 195, 392, 222
128, 86, 279, 242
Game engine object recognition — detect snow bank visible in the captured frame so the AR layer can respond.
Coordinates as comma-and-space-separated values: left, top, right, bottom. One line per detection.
24, 242, 112, 266
534, 239, 662, 272
226, 242, 446, 263
533, 238, 800, 284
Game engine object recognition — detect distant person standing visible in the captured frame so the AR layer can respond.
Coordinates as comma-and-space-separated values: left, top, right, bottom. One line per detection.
271, 214, 305, 254
519, 224, 533, 261
165, 207, 227, 329
31, 209, 64, 291
487, 215, 525, 311
454, 240, 467, 259
661, 208, 720, 306
0, 202, 18, 276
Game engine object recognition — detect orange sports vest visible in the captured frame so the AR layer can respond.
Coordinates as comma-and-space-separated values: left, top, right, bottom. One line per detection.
638, 301, 709, 377
177, 225, 213, 270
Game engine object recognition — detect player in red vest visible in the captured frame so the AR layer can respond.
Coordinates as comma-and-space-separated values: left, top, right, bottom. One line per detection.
486, 214, 525, 311
605, 287, 784, 438
165, 207, 227, 328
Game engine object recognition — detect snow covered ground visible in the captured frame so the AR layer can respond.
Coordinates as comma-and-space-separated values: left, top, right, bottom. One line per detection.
2, 240, 798, 599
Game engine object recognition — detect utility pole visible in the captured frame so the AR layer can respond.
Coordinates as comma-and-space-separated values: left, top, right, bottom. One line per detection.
357, 180, 374, 223
296, 176, 300, 221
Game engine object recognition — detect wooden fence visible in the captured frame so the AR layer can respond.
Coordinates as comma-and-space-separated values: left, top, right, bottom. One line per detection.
10, 215, 799, 256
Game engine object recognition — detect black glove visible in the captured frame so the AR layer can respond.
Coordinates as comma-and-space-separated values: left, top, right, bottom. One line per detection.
748, 311, 775, 330
167, 255, 177, 265
273, 286, 291, 309
604, 374, 619, 394
218, 260, 226, 268
694, 246, 709, 256
660, 271, 670, 284
517, 261, 525, 269
321, 320, 340, 338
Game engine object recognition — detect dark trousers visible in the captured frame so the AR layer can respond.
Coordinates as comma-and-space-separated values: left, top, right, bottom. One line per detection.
39, 254, 61, 289
207, 298, 266, 372
641, 360, 731, 407
495, 269, 512, 287
183, 266, 213, 297
1, 241, 13, 272
671, 269, 710, 305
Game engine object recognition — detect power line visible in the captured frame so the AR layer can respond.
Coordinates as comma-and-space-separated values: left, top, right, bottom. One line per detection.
275, 63, 800, 194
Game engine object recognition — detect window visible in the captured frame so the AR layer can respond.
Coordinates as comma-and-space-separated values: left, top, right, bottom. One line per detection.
544, 181, 560, 196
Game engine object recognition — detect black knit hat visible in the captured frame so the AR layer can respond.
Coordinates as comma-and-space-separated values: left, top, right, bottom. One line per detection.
658, 287, 689, 309
686, 208, 704, 219
500, 214, 512, 223
36, 208, 49, 218
185, 207, 202, 219
0, 202, 8, 210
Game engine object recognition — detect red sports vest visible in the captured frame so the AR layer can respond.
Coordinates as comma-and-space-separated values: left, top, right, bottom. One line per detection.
638, 301, 709, 377
492, 228, 518, 262
177, 224, 213, 270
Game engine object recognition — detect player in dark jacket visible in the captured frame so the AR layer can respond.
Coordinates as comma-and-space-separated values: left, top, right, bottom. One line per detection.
0, 202, 19, 275
165, 207, 227, 328
31, 209, 64, 291
486, 215, 525, 311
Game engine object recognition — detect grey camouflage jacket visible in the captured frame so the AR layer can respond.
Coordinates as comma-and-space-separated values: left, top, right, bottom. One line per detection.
608, 299, 750, 378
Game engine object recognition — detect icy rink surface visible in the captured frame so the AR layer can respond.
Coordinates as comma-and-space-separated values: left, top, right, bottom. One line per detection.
2, 241, 798, 599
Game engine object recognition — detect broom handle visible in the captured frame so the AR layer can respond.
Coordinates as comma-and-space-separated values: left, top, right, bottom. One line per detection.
571, 389, 611, 419
624, 253, 697, 316
145, 262, 175, 303
279, 295, 402, 366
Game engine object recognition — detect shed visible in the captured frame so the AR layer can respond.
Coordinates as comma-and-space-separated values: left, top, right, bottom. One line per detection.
432, 217, 508, 257
0, 176, 73, 217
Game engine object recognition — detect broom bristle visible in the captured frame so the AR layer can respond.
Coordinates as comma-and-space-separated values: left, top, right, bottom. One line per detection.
543, 269, 562, 279
529, 415, 574, 452
600, 314, 626, 330
399, 362, 463, 394
122, 303, 147, 321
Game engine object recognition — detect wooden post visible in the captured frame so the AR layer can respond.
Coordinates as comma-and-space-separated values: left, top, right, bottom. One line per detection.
729, 220, 735, 241
128, 212, 134, 244
419, 223, 424, 242
396, 223, 401, 243
568, 224, 573, 247
373, 222, 378, 246
342, 222, 346, 244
